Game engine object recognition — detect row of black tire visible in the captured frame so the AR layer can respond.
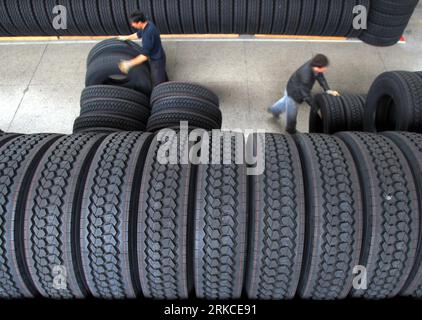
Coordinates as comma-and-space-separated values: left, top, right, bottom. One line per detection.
309, 70, 422, 134
1, 130, 422, 300
0, 1, 418, 47
74, 82, 223, 133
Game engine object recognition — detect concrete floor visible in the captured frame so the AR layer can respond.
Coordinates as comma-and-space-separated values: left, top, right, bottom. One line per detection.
0, 6, 421, 134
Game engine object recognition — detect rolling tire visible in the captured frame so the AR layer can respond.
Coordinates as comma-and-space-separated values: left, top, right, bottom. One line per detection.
86, 39, 143, 66
194, 131, 247, 299
0, 134, 61, 298
314, 94, 347, 134
138, 134, 193, 299
86, 53, 152, 96
80, 132, 152, 298
295, 134, 363, 300
245, 133, 305, 299
337, 132, 419, 299
340, 94, 365, 131
24, 133, 105, 299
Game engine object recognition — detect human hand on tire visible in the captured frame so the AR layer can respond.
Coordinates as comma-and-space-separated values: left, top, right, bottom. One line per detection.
116, 36, 128, 41
326, 90, 341, 97
119, 60, 133, 74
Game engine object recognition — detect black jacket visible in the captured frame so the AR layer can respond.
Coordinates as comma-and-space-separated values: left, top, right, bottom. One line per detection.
286, 60, 331, 104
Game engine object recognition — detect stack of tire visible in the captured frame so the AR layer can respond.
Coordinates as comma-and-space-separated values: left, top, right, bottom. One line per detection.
364, 71, 422, 133
74, 39, 152, 133
0, 129, 422, 300
359, 0, 419, 46
0, 0, 417, 47
146, 82, 222, 131
73, 85, 151, 133
309, 93, 366, 134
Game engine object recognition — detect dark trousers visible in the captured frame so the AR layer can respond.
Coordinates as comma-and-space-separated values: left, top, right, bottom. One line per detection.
150, 54, 169, 87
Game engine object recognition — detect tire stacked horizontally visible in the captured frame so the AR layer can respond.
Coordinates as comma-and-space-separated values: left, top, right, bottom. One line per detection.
359, 0, 419, 46
309, 93, 366, 134
0, 0, 416, 47
73, 85, 151, 133
147, 82, 222, 131
85, 39, 152, 96
1, 130, 422, 300
365, 71, 422, 133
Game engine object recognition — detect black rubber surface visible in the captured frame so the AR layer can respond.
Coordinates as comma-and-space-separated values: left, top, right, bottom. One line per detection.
365, 71, 422, 133
151, 96, 222, 126
295, 134, 363, 300
151, 82, 220, 106
87, 39, 144, 67
80, 132, 152, 298
194, 131, 247, 299
137, 134, 193, 299
0, 134, 61, 298
81, 85, 150, 108
146, 110, 221, 132
337, 132, 419, 299
383, 132, 422, 299
245, 133, 305, 300
80, 98, 150, 124
0, 0, 415, 46
73, 114, 146, 133
86, 53, 152, 96
24, 133, 105, 299
311, 93, 366, 134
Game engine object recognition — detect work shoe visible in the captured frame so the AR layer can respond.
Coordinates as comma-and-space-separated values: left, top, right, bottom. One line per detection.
267, 107, 280, 118
286, 128, 299, 135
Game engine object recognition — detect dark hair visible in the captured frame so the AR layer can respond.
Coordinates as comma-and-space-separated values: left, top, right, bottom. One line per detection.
311, 54, 329, 68
129, 11, 147, 23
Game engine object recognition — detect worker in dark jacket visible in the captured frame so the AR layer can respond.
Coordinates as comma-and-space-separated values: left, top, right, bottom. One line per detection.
118, 11, 168, 86
268, 54, 340, 134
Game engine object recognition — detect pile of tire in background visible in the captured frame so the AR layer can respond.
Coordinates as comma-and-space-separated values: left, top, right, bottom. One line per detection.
0, 0, 418, 47
0, 129, 422, 300
309, 70, 422, 134
74, 39, 222, 133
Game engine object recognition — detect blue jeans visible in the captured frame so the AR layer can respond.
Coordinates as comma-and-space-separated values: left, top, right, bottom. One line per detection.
270, 91, 299, 132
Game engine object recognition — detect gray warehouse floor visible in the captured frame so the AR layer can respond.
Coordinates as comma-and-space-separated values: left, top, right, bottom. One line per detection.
0, 6, 421, 134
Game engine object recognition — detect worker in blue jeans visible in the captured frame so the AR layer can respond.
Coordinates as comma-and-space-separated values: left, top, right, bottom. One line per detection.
268, 54, 340, 134
118, 11, 168, 86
